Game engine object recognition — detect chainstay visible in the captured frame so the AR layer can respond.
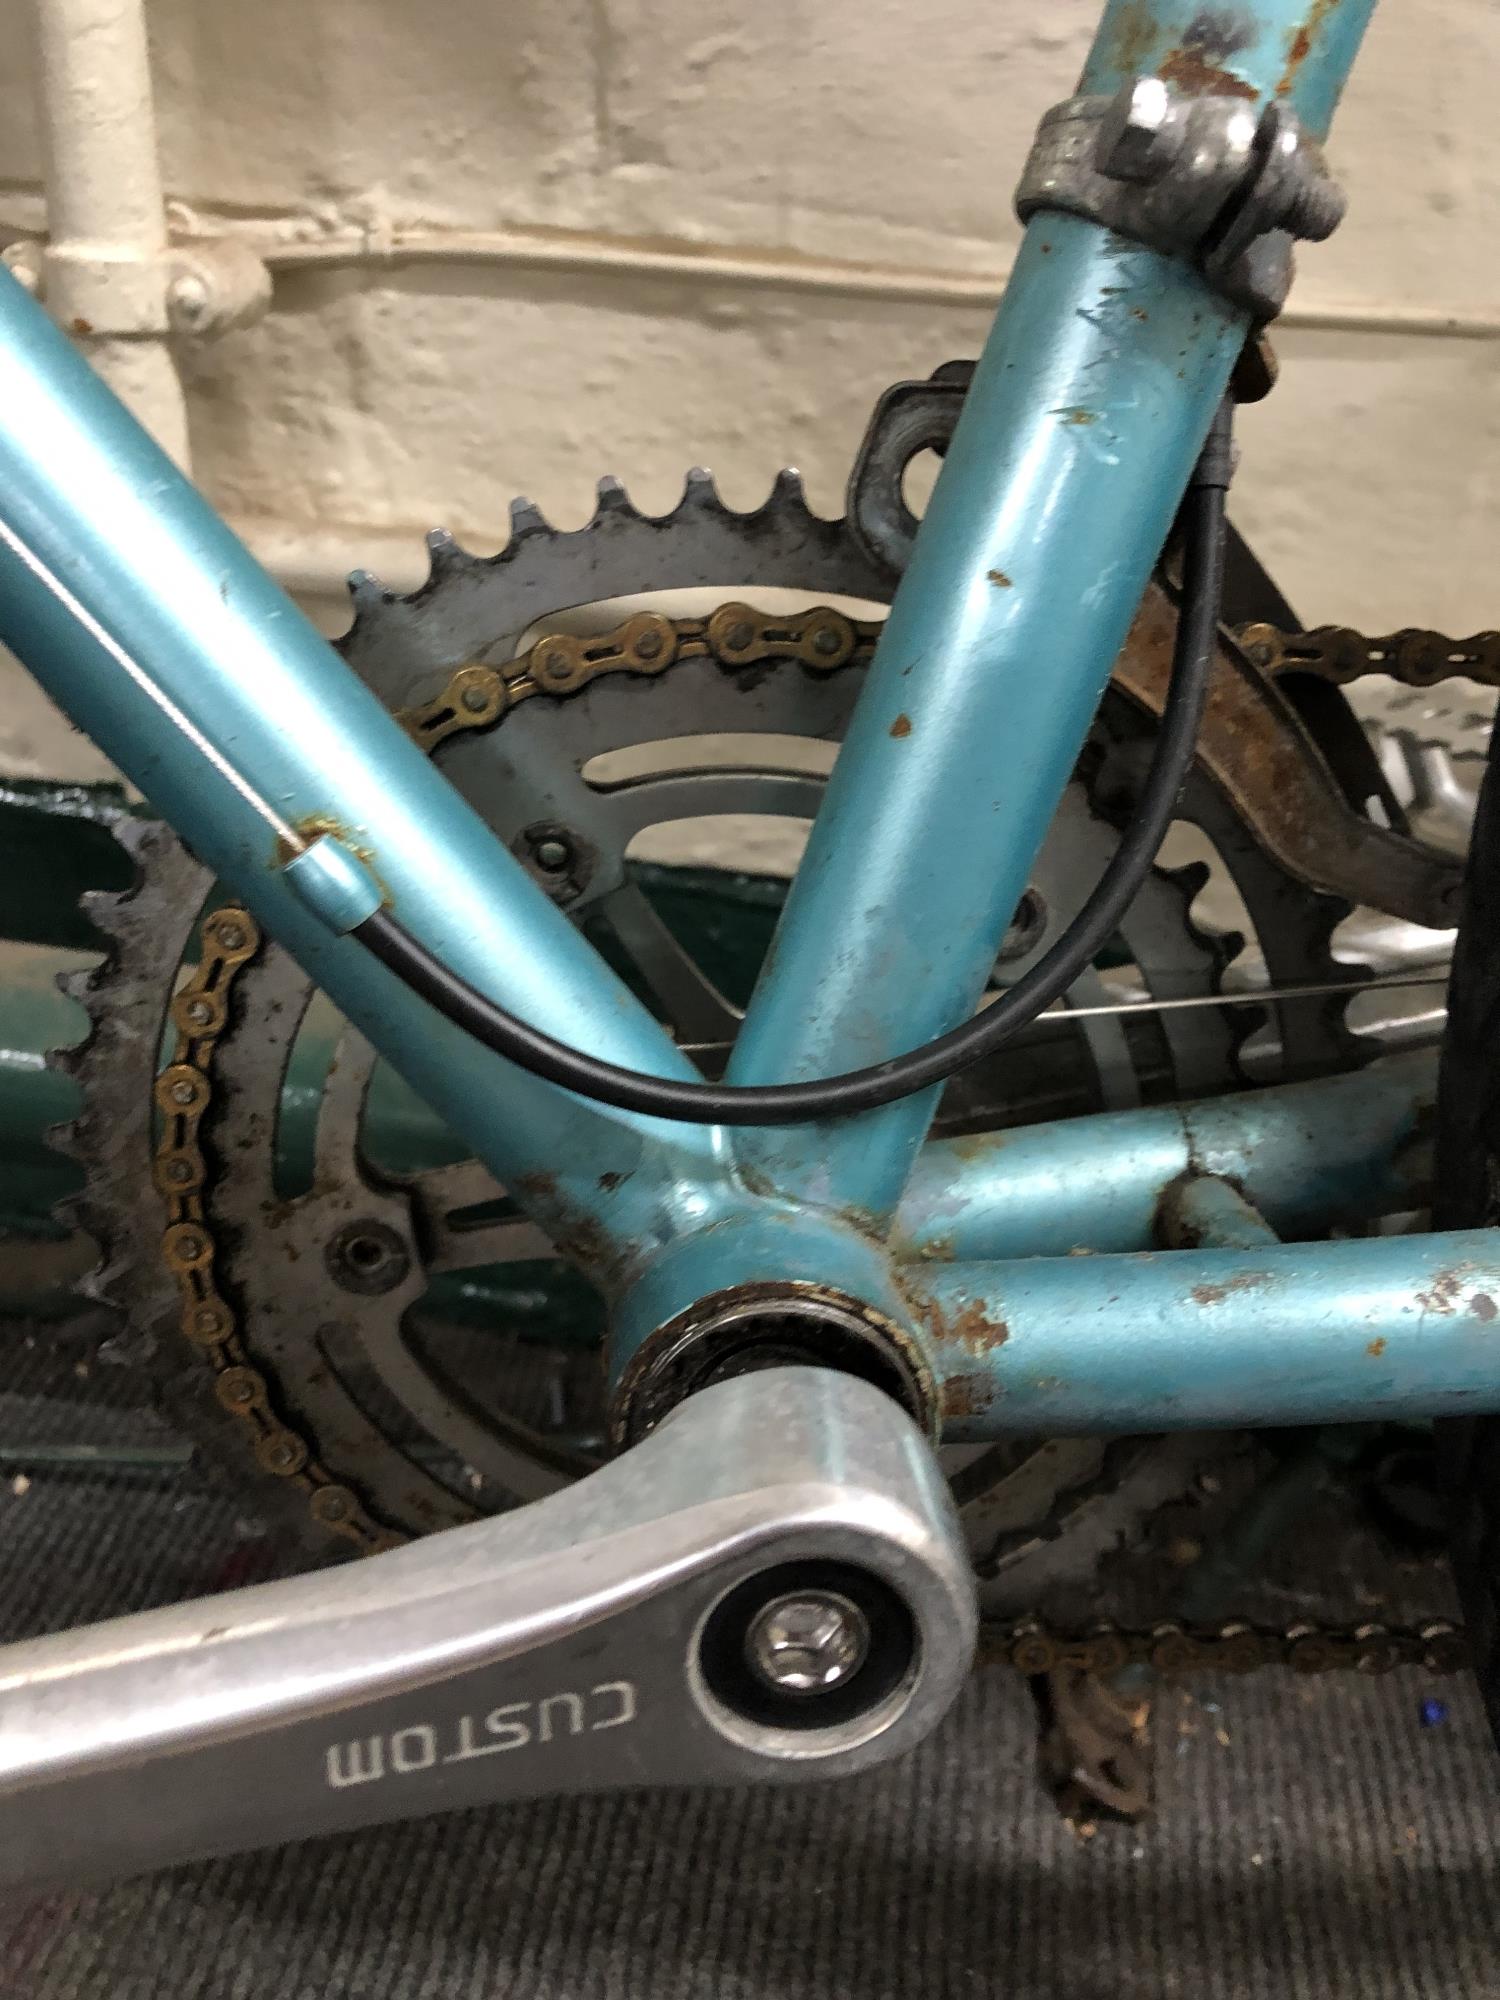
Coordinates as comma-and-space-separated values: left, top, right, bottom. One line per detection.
151, 602, 1477, 1662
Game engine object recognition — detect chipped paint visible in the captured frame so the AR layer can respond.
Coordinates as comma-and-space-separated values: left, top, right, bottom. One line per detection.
889, 713, 912, 739
944, 1297, 1010, 1355
1102, 0, 1160, 80
1189, 1269, 1272, 1306
1159, 43, 1258, 98
941, 1372, 996, 1421
1278, 0, 1342, 98
1416, 1269, 1468, 1317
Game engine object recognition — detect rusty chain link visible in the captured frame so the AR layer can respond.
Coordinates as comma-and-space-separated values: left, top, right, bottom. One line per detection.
1240, 620, 1500, 689
154, 906, 402, 1556
983, 1617, 1467, 1678
154, 601, 1487, 1665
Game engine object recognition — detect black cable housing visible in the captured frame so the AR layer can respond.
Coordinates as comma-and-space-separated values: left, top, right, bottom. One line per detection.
352, 403, 1233, 1126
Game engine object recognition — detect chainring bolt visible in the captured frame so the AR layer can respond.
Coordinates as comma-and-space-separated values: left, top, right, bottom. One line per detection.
743, 1589, 870, 1696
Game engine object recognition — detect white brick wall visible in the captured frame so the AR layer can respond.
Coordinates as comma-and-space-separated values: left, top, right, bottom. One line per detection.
0, 0, 1495, 779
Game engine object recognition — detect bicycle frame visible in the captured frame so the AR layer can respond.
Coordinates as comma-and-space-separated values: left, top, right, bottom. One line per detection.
3, 0, 1489, 1448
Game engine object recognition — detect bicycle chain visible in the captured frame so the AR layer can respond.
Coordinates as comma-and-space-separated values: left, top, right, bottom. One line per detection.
151, 601, 1483, 1666
1240, 620, 1500, 688
154, 906, 400, 1557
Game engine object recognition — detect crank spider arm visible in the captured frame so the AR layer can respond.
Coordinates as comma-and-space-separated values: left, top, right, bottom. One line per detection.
0, 1369, 975, 1887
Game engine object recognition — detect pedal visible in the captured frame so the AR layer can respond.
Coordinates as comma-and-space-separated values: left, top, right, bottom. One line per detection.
0, 1368, 975, 1885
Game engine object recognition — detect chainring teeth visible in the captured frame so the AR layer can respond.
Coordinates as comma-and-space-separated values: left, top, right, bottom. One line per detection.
337, 465, 857, 683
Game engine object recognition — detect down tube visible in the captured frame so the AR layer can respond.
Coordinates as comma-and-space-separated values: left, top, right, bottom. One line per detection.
0, 271, 724, 1278
726, 0, 1376, 1223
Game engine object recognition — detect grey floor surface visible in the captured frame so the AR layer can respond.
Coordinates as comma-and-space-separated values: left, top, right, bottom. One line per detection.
3, 1349, 1500, 1998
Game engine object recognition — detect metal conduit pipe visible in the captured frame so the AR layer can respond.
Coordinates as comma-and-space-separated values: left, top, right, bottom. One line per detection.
25, 0, 188, 464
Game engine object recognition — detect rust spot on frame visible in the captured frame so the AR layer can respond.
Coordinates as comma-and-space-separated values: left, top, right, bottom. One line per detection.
1102, 0, 1159, 81
889, 713, 912, 739
1416, 1270, 1466, 1317
988, 569, 1013, 589
941, 1373, 996, 1421
1159, 45, 1257, 98
1278, 0, 1341, 99
1190, 1270, 1271, 1307
945, 1299, 1009, 1355
1367, 1337, 1387, 1358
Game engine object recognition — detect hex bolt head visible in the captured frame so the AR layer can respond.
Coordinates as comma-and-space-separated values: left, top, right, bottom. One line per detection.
1099, 76, 1178, 184
743, 1590, 871, 1696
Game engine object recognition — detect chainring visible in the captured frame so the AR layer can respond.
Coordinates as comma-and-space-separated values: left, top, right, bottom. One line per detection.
51, 463, 1359, 1618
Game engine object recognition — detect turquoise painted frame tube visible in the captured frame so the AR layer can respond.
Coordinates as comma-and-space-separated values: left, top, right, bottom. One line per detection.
0, 271, 728, 1280
723, 0, 1376, 1222
919, 1230, 1500, 1437
898, 1051, 1434, 1260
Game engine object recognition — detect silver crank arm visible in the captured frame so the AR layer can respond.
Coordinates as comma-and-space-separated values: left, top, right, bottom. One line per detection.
0, 1368, 975, 1886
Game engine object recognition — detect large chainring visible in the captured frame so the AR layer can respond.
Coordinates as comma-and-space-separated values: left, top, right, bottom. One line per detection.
53, 465, 1362, 1620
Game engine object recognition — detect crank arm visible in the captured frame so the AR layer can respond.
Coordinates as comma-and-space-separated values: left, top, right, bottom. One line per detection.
0, 1368, 975, 1886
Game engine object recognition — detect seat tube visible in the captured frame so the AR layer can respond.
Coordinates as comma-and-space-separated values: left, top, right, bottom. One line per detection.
724, 0, 1377, 1224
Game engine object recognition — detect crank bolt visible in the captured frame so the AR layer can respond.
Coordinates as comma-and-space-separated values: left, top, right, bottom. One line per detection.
744, 1590, 870, 1696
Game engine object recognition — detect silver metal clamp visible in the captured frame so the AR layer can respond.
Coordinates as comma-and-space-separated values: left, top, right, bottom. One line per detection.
0, 1368, 976, 1886
1016, 78, 1346, 318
